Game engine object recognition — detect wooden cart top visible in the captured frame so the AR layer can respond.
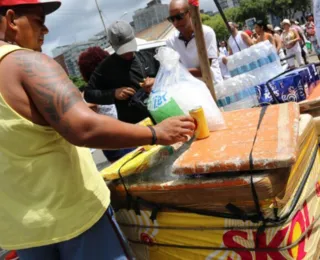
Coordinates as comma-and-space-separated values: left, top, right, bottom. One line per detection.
173, 103, 300, 175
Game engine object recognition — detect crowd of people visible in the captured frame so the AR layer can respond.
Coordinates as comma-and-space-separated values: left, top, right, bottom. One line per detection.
219, 13, 319, 70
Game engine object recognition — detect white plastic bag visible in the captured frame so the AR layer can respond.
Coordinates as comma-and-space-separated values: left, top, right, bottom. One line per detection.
97, 105, 118, 118
148, 47, 225, 131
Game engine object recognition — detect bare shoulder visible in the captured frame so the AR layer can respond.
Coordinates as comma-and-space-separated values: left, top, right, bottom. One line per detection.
241, 31, 249, 38
9, 50, 83, 125
9, 50, 64, 79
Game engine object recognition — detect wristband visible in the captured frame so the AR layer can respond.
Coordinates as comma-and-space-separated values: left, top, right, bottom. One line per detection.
147, 126, 158, 145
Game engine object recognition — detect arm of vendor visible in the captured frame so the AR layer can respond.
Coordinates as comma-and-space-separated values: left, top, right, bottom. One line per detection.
166, 0, 223, 83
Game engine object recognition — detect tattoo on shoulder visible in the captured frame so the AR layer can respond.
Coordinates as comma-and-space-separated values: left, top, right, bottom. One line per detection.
12, 51, 82, 124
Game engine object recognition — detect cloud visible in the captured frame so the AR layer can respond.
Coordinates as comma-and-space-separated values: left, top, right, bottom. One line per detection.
43, 0, 217, 56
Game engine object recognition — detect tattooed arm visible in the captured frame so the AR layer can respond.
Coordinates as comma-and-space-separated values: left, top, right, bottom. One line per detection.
13, 51, 194, 148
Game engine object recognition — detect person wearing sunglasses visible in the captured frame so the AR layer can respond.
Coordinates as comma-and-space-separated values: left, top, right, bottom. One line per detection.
166, 0, 223, 84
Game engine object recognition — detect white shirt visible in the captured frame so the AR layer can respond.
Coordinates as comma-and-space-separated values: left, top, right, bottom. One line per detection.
219, 46, 229, 56
228, 31, 249, 54
218, 54, 231, 80
97, 105, 118, 118
166, 25, 223, 84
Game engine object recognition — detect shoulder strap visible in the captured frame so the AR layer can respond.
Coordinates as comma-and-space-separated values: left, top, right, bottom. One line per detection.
0, 45, 25, 61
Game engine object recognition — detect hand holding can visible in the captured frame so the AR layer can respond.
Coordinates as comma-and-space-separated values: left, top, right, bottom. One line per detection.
189, 106, 210, 140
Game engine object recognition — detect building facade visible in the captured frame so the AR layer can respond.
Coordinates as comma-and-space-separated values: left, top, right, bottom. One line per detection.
54, 53, 69, 75
52, 33, 109, 78
217, 0, 240, 10
133, 0, 169, 33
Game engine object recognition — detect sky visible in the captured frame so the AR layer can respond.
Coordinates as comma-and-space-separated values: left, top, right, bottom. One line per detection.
42, 0, 217, 56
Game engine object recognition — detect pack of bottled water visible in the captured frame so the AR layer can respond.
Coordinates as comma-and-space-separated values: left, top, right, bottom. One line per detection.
227, 40, 284, 84
215, 74, 260, 111
216, 41, 284, 111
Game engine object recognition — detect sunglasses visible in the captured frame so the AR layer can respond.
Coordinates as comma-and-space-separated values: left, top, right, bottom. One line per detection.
167, 11, 189, 23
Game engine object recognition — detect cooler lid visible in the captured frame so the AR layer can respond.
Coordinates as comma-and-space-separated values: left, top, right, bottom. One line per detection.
173, 103, 300, 175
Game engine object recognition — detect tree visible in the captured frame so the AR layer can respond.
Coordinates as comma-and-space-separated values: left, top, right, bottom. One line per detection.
69, 76, 86, 89
201, 0, 312, 42
239, 0, 312, 21
237, 0, 268, 24
201, 7, 240, 42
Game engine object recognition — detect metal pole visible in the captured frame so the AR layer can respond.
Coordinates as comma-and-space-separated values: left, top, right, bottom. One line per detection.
94, 0, 108, 36
212, 0, 241, 52
212, 0, 232, 35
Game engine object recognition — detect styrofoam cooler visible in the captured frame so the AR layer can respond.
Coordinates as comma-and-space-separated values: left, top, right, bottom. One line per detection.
108, 103, 320, 259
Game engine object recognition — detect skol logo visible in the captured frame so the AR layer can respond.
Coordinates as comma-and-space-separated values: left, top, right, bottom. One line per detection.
315, 181, 320, 197
222, 202, 313, 260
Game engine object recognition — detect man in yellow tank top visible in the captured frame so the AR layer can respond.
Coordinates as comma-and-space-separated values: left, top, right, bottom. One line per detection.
0, 1, 195, 259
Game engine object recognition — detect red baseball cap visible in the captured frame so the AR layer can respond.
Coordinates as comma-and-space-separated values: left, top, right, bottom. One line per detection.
245, 29, 253, 37
0, 0, 61, 15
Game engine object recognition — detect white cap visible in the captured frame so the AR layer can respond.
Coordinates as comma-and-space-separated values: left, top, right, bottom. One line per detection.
282, 19, 291, 26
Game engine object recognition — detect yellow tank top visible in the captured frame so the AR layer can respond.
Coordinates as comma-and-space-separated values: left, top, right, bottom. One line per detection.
0, 45, 110, 250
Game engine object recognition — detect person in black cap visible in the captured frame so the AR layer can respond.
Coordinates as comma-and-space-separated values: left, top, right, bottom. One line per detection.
0, 1, 195, 259
84, 21, 159, 125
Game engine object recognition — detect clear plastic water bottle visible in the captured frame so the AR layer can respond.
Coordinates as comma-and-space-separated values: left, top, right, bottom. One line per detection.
243, 47, 262, 84
265, 40, 284, 77
237, 51, 250, 75
227, 55, 239, 77
232, 52, 243, 76
250, 44, 267, 83
240, 74, 260, 108
223, 77, 238, 111
215, 81, 227, 108
257, 42, 275, 82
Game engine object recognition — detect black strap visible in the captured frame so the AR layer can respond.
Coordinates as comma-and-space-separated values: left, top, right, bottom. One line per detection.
264, 67, 298, 105
150, 206, 160, 223
117, 149, 144, 211
113, 142, 318, 228
114, 105, 317, 227
134, 198, 141, 216
225, 203, 250, 222
248, 106, 268, 248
